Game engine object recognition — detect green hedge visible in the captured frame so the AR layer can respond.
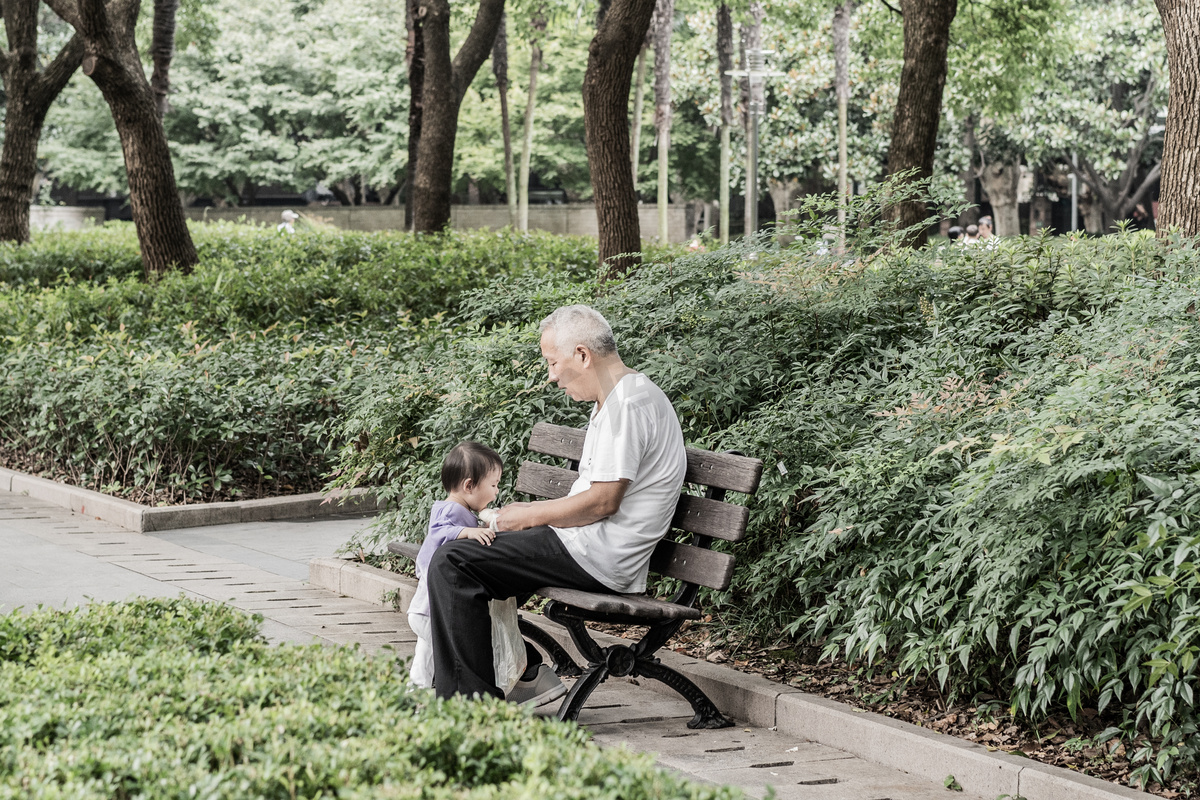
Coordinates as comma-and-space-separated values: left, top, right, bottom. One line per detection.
332, 229, 1200, 785
0, 223, 598, 341
0, 598, 740, 799
0, 225, 597, 503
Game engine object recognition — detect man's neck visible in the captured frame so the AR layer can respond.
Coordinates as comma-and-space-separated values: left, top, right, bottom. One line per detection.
593, 358, 636, 410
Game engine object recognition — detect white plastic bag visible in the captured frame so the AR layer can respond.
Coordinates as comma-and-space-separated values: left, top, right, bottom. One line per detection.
489, 597, 527, 693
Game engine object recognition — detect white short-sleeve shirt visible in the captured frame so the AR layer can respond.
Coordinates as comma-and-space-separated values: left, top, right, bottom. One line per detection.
552, 372, 687, 593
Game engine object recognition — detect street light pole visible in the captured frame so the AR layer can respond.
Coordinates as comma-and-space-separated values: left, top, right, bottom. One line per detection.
727, 48, 782, 239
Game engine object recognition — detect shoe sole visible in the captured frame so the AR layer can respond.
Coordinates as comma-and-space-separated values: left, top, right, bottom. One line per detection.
521, 680, 568, 708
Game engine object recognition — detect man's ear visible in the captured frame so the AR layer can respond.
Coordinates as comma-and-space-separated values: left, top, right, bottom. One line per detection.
575, 344, 591, 366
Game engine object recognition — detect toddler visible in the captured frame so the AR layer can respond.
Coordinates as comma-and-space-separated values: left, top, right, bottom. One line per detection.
407, 441, 503, 689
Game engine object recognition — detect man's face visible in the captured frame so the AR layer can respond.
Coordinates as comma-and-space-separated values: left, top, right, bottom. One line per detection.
541, 330, 590, 402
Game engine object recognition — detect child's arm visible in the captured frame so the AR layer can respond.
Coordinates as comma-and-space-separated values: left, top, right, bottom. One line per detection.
457, 526, 496, 546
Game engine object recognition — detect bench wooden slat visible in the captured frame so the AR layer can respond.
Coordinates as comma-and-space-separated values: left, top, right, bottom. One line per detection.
649, 539, 735, 591
528, 422, 764, 494
517, 461, 750, 542
536, 586, 702, 620
674, 495, 750, 543
528, 422, 587, 461
516, 461, 577, 500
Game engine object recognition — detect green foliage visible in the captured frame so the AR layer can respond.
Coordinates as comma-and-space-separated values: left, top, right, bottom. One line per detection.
333, 213, 1200, 785
0, 225, 596, 503
0, 597, 741, 799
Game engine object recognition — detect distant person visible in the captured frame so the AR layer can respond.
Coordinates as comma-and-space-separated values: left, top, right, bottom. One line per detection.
962, 224, 979, 244
948, 225, 963, 242
977, 216, 995, 241
278, 209, 299, 234
1131, 204, 1155, 231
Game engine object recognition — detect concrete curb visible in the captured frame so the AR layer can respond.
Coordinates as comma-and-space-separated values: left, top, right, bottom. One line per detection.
307, 556, 1155, 800
0, 467, 380, 533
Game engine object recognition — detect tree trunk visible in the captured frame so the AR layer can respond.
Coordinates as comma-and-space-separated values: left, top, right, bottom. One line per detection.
1155, 0, 1200, 236
47, 0, 197, 274
978, 160, 1020, 236
884, 0, 957, 247
493, 13, 517, 227
652, 0, 672, 243
717, 3, 732, 245
404, 0, 424, 229
833, 1, 853, 243
411, 0, 505, 232
583, 0, 658, 277
519, 17, 544, 232
0, 0, 83, 243
630, 44, 647, 185
149, 0, 178, 118
740, 3, 763, 237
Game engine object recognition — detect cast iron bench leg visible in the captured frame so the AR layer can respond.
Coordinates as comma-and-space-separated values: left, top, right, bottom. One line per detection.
634, 658, 733, 729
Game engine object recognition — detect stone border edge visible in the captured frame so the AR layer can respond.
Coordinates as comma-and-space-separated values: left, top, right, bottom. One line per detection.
0, 467, 380, 533
307, 556, 1153, 800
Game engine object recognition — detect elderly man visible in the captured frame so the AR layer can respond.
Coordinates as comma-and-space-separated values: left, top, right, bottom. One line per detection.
425, 304, 687, 704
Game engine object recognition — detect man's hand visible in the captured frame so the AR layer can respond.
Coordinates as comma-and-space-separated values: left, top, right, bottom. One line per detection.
494, 502, 537, 532
494, 480, 630, 531
457, 526, 496, 545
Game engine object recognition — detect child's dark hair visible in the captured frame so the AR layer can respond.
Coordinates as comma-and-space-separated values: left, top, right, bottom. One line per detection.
441, 441, 503, 493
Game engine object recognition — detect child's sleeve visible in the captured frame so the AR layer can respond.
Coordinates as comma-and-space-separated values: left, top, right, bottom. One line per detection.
414, 505, 476, 579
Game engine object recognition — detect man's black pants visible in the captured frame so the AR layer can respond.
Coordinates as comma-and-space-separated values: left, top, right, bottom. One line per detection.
427, 526, 608, 700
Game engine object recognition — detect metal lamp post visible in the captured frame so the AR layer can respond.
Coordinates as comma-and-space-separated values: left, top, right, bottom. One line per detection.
727, 48, 782, 237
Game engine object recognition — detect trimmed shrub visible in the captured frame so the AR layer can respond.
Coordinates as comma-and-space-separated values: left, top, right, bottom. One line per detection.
0, 598, 740, 799
0, 225, 597, 503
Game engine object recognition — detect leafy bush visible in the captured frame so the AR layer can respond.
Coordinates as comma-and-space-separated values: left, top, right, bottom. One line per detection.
0, 225, 597, 503
0, 598, 740, 799
332, 222, 1200, 785
0, 323, 405, 504
0, 223, 599, 341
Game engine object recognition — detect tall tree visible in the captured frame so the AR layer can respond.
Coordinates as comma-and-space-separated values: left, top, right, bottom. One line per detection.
1153, 0, 1197, 235
0, 0, 83, 243
492, 13, 517, 227
883, 0, 957, 247
833, 0, 854, 241
410, 0, 505, 232
404, 0, 425, 230
45, 0, 197, 274
716, 3, 733, 245
583, 0, 657, 275
739, 2, 763, 237
630, 37, 648, 185
149, 0, 178, 118
652, 0, 673, 243
518, 11, 545, 231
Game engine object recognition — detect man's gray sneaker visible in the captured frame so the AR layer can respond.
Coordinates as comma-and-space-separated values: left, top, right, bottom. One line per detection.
506, 664, 567, 707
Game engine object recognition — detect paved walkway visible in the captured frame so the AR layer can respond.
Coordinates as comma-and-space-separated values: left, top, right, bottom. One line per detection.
0, 492, 982, 800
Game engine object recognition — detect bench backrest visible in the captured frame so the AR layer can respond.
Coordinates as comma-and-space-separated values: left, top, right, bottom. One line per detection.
515, 422, 763, 592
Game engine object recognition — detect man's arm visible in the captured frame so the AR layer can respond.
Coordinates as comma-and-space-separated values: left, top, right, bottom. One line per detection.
495, 480, 629, 531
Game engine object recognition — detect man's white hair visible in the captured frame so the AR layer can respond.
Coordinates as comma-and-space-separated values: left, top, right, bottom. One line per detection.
540, 305, 617, 357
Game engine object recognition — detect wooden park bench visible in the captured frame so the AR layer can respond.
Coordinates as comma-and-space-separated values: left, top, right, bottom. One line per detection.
389, 421, 763, 729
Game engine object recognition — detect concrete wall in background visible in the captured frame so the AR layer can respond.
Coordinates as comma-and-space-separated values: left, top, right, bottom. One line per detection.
30, 206, 106, 231
183, 204, 692, 243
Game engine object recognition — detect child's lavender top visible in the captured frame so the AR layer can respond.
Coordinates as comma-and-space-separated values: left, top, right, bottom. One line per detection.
409, 499, 479, 617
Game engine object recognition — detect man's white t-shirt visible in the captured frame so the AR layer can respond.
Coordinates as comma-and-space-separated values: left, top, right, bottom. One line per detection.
552, 372, 687, 593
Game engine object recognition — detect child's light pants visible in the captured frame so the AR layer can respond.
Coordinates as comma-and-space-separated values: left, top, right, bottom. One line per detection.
407, 611, 435, 688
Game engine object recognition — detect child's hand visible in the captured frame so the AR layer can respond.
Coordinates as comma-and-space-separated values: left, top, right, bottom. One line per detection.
459, 526, 495, 546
